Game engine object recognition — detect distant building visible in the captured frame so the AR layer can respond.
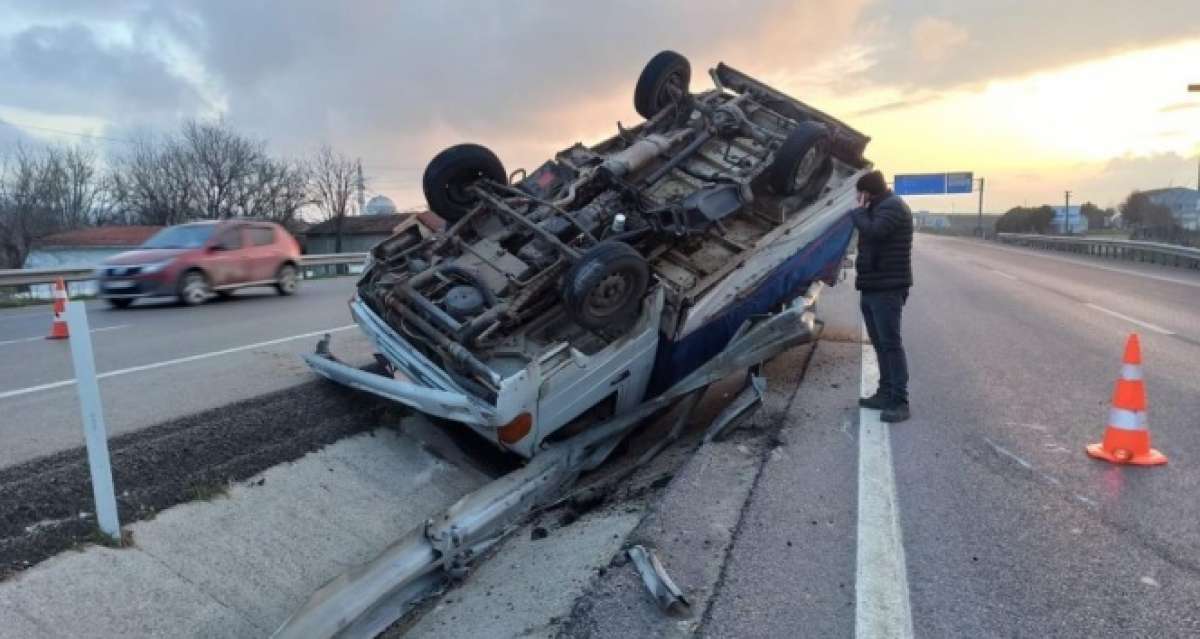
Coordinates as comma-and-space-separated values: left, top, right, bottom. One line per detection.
23, 225, 162, 298
24, 225, 162, 269
304, 211, 444, 254
913, 211, 949, 230
363, 195, 398, 216
913, 212, 1000, 236
1050, 205, 1088, 234
1143, 187, 1200, 230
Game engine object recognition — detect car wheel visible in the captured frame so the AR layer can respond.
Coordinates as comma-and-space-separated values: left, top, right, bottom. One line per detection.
562, 241, 649, 331
634, 50, 691, 119
275, 263, 299, 296
421, 144, 507, 224
178, 270, 211, 306
107, 298, 133, 309
768, 122, 833, 197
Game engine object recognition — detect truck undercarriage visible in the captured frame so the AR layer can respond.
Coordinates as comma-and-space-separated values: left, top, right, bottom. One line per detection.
313, 52, 870, 456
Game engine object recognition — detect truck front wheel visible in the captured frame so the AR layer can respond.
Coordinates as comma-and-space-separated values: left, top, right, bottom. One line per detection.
562, 241, 649, 331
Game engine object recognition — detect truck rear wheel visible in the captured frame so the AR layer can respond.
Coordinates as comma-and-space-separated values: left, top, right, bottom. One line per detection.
562, 241, 649, 331
422, 144, 507, 223
634, 51, 691, 119
768, 122, 833, 197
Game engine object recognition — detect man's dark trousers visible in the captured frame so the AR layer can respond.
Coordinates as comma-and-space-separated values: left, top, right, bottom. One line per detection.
861, 288, 909, 406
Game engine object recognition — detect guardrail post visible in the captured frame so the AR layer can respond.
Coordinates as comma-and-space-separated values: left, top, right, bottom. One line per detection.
65, 300, 121, 542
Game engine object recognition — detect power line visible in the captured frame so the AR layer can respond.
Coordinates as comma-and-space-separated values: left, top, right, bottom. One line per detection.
0, 118, 132, 144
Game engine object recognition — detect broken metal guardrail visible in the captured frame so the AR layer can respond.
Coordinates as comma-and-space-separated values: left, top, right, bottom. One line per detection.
0, 253, 369, 288
271, 281, 825, 639
995, 233, 1200, 269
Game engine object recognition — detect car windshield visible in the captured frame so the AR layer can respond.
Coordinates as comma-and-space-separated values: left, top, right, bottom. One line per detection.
141, 225, 216, 249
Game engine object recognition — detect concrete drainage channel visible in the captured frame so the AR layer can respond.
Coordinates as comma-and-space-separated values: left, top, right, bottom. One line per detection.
0, 339, 819, 638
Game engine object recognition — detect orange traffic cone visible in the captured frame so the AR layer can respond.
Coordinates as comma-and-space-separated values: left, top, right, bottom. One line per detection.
1086, 333, 1166, 466
46, 278, 69, 340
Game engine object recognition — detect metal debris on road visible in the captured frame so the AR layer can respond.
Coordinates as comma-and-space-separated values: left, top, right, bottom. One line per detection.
627, 544, 691, 616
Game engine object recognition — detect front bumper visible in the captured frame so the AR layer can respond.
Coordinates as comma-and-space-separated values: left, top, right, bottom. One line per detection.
304, 297, 499, 427
97, 274, 174, 298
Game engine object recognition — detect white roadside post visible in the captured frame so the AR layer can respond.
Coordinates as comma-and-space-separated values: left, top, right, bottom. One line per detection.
65, 300, 121, 542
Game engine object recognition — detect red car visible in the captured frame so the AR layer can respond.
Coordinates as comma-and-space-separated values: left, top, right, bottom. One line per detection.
96, 220, 302, 308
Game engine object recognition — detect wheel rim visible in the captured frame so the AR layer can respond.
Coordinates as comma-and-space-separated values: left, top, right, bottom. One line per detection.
585, 272, 634, 319
655, 71, 686, 110
279, 266, 297, 292
446, 170, 483, 206
792, 147, 821, 189
183, 274, 208, 304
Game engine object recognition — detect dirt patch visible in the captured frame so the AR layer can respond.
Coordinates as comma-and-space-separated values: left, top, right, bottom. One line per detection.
0, 379, 398, 580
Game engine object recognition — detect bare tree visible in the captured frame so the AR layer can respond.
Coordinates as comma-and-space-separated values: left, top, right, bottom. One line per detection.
307, 144, 360, 252
0, 142, 106, 268
182, 120, 260, 219
107, 133, 198, 226
237, 157, 309, 224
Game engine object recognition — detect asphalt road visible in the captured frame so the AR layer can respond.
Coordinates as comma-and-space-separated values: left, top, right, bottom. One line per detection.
893, 235, 1200, 637
753, 234, 1200, 638
0, 277, 374, 469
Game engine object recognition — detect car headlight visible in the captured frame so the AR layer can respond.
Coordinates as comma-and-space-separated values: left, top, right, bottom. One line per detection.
141, 260, 172, 274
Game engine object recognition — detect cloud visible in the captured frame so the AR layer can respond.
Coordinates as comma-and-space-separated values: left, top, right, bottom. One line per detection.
860, 1, 1200, 89
1160, 101, 1200, 113
0, 22, 207, 118
910, 17, 968, 64
139, 1, 872, 167
851, 93, 943, 117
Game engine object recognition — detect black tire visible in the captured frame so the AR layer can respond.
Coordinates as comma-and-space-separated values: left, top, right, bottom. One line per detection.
106, 298, 133, 309
768, 122, 833, 196
422, 144, 506, 223
562, 241, 649, 331
634, 51, 691, 119
275, 263, 299, 296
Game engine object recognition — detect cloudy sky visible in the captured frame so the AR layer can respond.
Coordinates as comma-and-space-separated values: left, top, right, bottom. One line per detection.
1, 0, 1199, 214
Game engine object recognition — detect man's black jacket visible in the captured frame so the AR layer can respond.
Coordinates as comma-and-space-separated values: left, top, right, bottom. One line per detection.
851, 192, 913, 291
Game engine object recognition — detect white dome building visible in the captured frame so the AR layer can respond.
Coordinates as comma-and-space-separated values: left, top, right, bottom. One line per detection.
363, 195, 398, 216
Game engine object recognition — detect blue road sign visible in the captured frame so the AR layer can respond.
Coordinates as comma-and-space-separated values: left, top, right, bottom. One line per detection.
894, 172, 974, 195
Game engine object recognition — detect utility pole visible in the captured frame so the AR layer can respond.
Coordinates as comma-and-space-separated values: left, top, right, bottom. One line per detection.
356, 159, 366, 214
1191, 85, 1199, 191
976, 177, 985, 237
1064, 190, 1072, 235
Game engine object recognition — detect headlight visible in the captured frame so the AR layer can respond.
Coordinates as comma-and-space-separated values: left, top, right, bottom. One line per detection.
141, 260, 172, 274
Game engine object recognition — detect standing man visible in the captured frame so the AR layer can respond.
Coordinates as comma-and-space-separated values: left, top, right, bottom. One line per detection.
851, 170, 914, 423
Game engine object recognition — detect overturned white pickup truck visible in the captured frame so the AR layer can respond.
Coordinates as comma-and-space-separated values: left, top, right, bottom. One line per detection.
280, 52, 874, 638
307, 51, 871, 459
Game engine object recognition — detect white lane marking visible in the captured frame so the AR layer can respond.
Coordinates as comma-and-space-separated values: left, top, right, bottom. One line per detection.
0, 324, 130, 347
0, 325, 356, 401
989, 268, 1020, 281
1083, 303, 1176, 335
855, 327, 915, 639
940, 237, 1200, 289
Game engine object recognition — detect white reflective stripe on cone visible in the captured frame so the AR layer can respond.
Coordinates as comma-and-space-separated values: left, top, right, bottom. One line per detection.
1120, 364, 1143, 380
1109, 407, 1148, 431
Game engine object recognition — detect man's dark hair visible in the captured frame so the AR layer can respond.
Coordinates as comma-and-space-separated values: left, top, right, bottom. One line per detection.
856, 170, 888, 197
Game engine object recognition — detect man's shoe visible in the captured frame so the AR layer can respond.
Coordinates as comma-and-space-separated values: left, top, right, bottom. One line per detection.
858, 393, 889, 410
881, 403, 911, 423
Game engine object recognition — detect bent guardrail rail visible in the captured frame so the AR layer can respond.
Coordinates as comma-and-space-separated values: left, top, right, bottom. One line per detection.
995, 233, 1200, 269
272, 282, 825, 638
0, 253, 369, 288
